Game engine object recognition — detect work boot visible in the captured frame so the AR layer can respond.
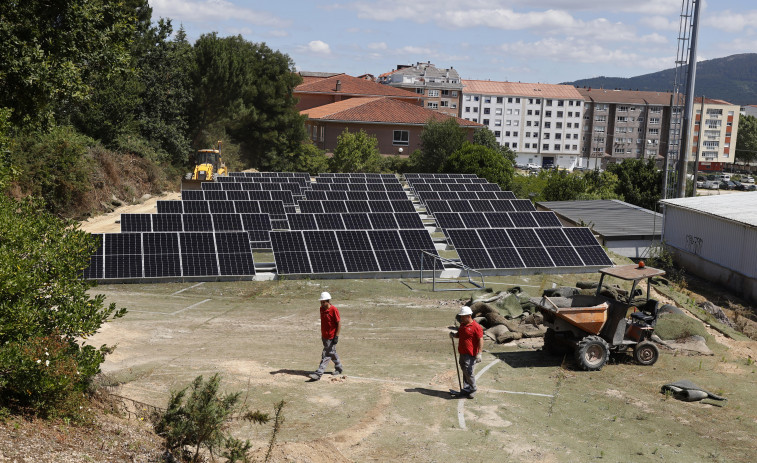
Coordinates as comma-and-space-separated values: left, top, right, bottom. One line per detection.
466, 391, 476, 399
308, 373, 321, 381
333, 368, 343, 376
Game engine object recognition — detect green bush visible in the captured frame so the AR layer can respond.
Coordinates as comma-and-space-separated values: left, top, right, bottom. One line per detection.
655, 313, 709, 341
0, 176, 126, 417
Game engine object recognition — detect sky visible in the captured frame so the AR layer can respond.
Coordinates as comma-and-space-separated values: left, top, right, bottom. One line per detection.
150, 0, 757, 84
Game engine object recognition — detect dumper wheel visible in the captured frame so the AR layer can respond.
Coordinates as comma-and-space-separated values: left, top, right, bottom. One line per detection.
633, 341, 659, 366
543, 328, 568, 356
575, 335, 609, 371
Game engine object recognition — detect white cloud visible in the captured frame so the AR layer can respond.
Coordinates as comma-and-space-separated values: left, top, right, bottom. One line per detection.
367, 42, 388, 50
150, 0, 289, 28
305, 40, 332, 55
639, 33, 668, 44
398, 46, 433, 55
639, 15, 679, 32
704, 10, 757, 32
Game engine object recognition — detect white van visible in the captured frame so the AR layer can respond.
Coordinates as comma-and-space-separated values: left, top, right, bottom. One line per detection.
714, 173, 731, 182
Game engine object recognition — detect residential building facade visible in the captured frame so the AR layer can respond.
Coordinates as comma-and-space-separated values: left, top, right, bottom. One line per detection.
294, 73, 422, 112
690, 98, 740, 171
378, 62, 463, 116
301, 97, 481, 156
461, 80, 585, 169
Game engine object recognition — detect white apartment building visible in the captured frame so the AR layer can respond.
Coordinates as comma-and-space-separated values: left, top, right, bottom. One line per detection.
461, 80, 585, 169
690, 98, 740, 170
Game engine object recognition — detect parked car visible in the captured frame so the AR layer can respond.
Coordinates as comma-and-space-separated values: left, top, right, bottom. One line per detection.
696, 179, 704, 188
744, 175, 755, 183
720, 180, 737, 190
702, 180, 720, 190
733, 181, 746, 190
744, 184, 757, 191
525, 163, 541, 170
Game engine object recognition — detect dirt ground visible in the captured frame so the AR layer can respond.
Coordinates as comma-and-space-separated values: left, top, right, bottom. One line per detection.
71, 272, 757, 463
79, 191, 181, 234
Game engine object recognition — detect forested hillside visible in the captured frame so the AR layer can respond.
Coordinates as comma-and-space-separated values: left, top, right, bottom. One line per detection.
563, 53, 757, 106
0, 0, 315, 218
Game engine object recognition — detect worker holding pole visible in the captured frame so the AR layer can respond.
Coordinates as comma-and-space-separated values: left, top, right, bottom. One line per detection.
449, 306, 483, 398
309, 292, 343, 381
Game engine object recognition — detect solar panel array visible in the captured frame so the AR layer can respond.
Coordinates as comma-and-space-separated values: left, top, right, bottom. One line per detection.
201, 181, 302, 198
121, 213, 272, 233
304, 190, 408, 201
424, 198, 536, 215
271, 229, 437, 274
287, 212, 425, 230
83, 231, 255, 279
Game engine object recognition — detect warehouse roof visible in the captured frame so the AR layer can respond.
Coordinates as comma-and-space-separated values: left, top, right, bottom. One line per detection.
537, 199, 662, 238
660, 192, 757, 228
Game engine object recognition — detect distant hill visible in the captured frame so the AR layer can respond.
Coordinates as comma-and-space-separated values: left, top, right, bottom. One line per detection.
562, 53, 757, 106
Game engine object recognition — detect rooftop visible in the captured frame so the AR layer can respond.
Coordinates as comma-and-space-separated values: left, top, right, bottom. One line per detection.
462, 80, 584, 100
301, 97, 481, 127
576, 87, 675, 105
660, 192, 757, 228
295, 74, 420, 99
537, 199, 662, 238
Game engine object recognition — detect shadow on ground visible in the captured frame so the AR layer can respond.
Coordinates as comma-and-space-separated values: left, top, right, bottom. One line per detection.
404, 387, 460, 400
490, 350, 565, 368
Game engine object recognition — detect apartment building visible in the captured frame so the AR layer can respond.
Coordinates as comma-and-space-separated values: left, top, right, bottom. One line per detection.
461, 80, 585, 169
378, 62, 463, 116
691, 97, 740, 171
577, 88, 677, 169
294, 73, 422, 112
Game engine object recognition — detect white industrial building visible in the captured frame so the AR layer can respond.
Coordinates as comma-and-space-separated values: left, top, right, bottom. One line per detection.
660, 192, 757, 303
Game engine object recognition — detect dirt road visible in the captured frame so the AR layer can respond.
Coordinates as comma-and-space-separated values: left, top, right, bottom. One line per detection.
78, 191, 180, 233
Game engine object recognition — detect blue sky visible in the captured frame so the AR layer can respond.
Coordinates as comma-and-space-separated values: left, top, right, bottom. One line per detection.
150, 0, 757, 83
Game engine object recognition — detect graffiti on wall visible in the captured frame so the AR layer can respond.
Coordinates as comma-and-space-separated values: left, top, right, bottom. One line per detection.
685, 234, 703, 255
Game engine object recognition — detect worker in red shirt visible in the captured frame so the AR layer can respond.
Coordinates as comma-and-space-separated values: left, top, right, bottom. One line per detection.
309, 292, 343, 381
449, 306, 483, 398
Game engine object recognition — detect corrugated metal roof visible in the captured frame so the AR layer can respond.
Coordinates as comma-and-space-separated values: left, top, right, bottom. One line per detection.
537, 200, 662, 238
660, 192, 757, 227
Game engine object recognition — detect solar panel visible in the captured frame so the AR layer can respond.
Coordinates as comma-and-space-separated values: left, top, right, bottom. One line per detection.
469, 200, 494, 212
387, 191, 410, 201
322, 201, 348, 213
563, 227, 600, 246
347, 191, 369, 201
448, 200, 473, 213
509, 212, 539, 228
305, 190, 327, 200
507, 229, 542, 247
240, 213, 272, 230
459, 212, 489, 228
179, 232, 219, 276
215, 231, 255, 275
143, 233, 181, 278
425, 200, 450, 214
271, 219, 290, 229
247, 191, 269, 201
183, 214, 214, 232
546, 246, 584, 267
394, 212, 425, 229
227, 190, 250, 201
202, 182, 223, 190
448, 183, 467, 192
152, 214, 183, 232
82, 234, 104, 279
183, 201, 210, 214
446, 229, 483, 248
435, 212, 464, 229
478, 228, 514, 248
495, 191, 517, 199
535, 228, 570, 247
259, 201, 286, 216
341, 213, 372, 230
484, 212, 514, 228
287, 213, 317, 230
511, 199, 536, 211
342, 250, 380, 272
157, 201, 183, 214
209, 201, 235, 214
234, 201, 261, 214
212, 213, 243, 231
368, 230, 404, 250
532, 211, 563, 227
182, 190, 204, 201
487, 247, 524, 268
575, 246, 613, 266
374, 250, 413, 271
369, 201, 393, 213
391, 201, 416, 213
247, 230, 271, 248
398, 229, 436, 251
299, 200, 324, 214
309, 251, 346, 273
270, 230, 307, 251
369, 213, 398, 230
476, 191, 497, 200
204, 190, 227, 201
105, 233, 142, 255
314, 214, 345, 230
326, 191, 348, 201
335, 230, 372, 250
272, 250, 312, 274
481, 183, 501, 191
304, 230, 340, 251
517, 247, 554, 268
456, 247, 494, 269
489, 200, 515, 212
345, 200, 371, 213
121, 214, 152, 232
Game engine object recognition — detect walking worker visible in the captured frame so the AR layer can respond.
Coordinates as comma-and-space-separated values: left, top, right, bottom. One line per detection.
449, 306, 483, 398
309, 292, 343, 381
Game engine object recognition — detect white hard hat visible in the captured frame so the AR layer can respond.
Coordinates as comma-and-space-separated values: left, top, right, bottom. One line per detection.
320, 292, 331, 301
458, 306, 473, 316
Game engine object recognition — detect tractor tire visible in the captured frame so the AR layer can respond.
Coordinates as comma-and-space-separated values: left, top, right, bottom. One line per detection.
543, 328, 568, 356
574, 335, 609, 371
633, 341, 659, 366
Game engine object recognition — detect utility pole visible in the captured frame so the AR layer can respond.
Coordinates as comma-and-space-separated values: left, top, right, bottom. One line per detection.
676, 0, 702, 197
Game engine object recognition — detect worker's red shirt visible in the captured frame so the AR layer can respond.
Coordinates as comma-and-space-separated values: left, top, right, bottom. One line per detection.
320, 304, 340, 339
458, 320, 483, 356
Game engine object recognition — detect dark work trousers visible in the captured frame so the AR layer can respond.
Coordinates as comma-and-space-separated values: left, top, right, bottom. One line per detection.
459, 353, 477, 393
315, 337, 342, 376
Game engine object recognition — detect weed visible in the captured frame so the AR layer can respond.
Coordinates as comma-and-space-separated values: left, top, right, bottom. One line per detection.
746, 356, 754, 366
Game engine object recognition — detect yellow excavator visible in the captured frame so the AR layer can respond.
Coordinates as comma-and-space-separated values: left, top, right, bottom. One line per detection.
182, 141, 228, 190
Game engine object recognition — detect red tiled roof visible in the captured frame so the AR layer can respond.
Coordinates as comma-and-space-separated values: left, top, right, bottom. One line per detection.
462, 80, 583, 99
577, 87, 674, 105
301, 97, 482, 127
295, 73, 420, 99
694, 97, 735, 105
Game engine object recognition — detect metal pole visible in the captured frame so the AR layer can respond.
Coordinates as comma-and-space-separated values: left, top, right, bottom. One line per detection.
676, 0, 702, 197
692, 95, 705, 196
451, 335, 463, 392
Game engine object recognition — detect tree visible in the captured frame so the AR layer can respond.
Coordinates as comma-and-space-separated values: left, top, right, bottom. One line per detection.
412, 118, 467, 172
0, 0, 135, 130
606, 159, 662, 210
472, 127, 516, 163
736, 115, 757, 167
0, 161, 126, 416
330, 129, 383, 173
443, 142, 514, 190
542, 169, 587, 201
271, 141, 329, 174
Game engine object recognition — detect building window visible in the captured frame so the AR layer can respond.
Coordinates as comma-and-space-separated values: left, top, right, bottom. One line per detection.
428, 90, 439, 97
440, 101, 449, 107
649, 117, 660, 124
427, 102, 438, 109
544, 122, 551, 128
484, 108, 491, 114
484, 97, 491, 103
557, 101, 564, 107
495, 120, 502, 126
546, 99, 552, 106
554, 144, 561, 150
494, 131, 501, 137
513, 143, 518, 148
465, 106, 470, 112
483, 119, 490, 125
545, 111, 552, 117
473, 107, 478, 113
497, 97, 503, 103
557, 111, 563, 117
416, 88, 425, 95
649, 128, 659, 135
507, 97, 513, 103
495, 108, 502, 115
544, 133, 550, 139
556, 122, 563, 129
619, 106, 629, 112
393, 130, 409, 146
516, 98, 521, 103
465, 95, 471, 101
